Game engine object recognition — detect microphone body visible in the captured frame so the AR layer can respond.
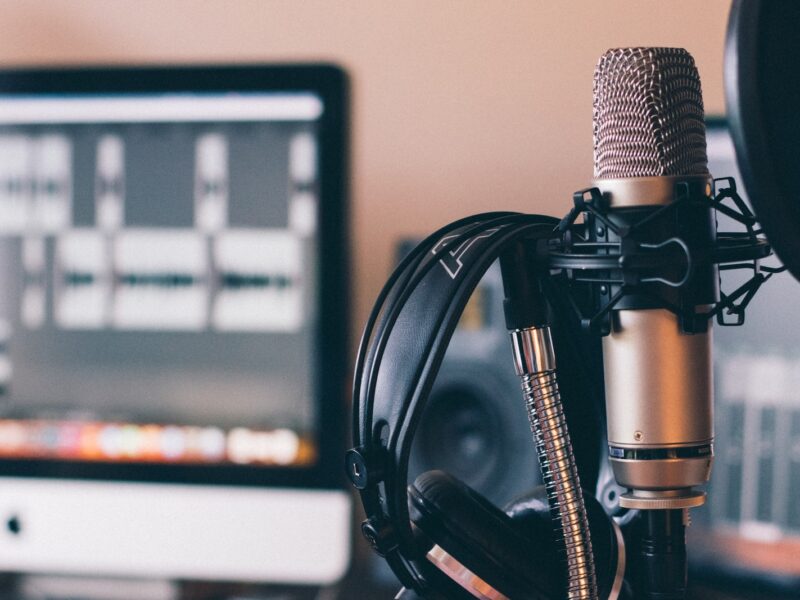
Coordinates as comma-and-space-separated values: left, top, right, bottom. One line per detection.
592, 48, 716, 510
598, 178, 714, 510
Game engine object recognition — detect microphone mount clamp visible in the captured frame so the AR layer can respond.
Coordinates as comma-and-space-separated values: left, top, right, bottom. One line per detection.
547, 177, 780, 336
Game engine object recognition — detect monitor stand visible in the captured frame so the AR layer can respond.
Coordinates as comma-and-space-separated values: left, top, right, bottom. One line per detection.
16, 575, 177, 600
13, 575, 340, 599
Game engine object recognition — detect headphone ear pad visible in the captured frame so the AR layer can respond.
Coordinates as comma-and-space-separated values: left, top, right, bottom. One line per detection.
409, 471, 564, 599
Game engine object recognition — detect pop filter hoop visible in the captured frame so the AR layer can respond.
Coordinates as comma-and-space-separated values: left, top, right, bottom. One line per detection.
725, 0, 800, 280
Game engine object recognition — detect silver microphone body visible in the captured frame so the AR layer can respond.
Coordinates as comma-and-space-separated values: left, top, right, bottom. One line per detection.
592, 48, 716, 510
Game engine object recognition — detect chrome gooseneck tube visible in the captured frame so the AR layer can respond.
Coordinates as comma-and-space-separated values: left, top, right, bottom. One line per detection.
510, 326, 598, 600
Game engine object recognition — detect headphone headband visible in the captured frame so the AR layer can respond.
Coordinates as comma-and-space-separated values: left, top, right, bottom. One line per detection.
347, 214, 559, 591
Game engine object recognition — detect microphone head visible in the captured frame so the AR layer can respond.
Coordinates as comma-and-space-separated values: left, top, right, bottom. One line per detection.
593, 47, 709, 179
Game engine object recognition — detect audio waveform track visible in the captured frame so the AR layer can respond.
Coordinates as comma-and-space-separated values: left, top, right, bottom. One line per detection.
51, 229, 304, 332
212, 230, 303, 332
219, 273, 293, 289
0, 130, 316, 334
118, 273, 197, 288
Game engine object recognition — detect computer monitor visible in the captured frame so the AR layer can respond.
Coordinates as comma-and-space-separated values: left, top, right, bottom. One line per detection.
0, 65, 351, 584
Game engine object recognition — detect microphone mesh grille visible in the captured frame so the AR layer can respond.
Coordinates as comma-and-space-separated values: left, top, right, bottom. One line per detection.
593, 47, 709, 179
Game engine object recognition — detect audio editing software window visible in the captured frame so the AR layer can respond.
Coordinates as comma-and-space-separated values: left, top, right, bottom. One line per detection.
0, 93, 322, 468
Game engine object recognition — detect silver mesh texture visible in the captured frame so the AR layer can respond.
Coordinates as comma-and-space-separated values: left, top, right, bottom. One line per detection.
593, 47, 709, 179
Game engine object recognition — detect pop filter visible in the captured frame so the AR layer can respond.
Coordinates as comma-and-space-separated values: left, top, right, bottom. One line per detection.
725, 0, 800, 281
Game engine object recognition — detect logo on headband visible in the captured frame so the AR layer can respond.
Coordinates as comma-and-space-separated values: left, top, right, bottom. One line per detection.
431, 227, 500, 279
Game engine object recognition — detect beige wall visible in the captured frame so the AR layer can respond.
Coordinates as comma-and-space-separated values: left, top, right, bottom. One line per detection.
0, 0, 732, 338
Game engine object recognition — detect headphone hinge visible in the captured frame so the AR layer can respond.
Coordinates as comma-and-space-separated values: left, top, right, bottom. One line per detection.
345, 445, 386, 490
361, 516, 399, 557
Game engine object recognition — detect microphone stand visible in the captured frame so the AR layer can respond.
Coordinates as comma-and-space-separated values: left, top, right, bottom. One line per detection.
636, 509, 688, 598
498, 248, 691, 598
499, 239, 600, 598
353, 174, 780, 600
511, 177, 780, 598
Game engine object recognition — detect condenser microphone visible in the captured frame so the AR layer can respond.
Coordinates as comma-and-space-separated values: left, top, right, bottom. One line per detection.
592, 47, 716, 513
588, 47, 721, 599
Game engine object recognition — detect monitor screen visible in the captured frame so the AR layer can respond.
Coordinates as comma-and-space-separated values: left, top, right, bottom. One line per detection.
0, 66, 350, 584
0, 93, 322, 468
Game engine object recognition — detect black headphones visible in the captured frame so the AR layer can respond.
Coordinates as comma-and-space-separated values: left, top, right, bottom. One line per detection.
346, 212, 627, 599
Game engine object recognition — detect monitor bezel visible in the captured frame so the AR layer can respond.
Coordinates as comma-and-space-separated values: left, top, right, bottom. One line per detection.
0, 64, 349, 490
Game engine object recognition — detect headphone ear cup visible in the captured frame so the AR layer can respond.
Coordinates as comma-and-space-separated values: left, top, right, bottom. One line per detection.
504, 486, 625, 600
409, 470, 564, 599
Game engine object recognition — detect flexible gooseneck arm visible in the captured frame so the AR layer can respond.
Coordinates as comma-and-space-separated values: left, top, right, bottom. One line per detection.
501, 242, 599, 599
510, 326, 598, 599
